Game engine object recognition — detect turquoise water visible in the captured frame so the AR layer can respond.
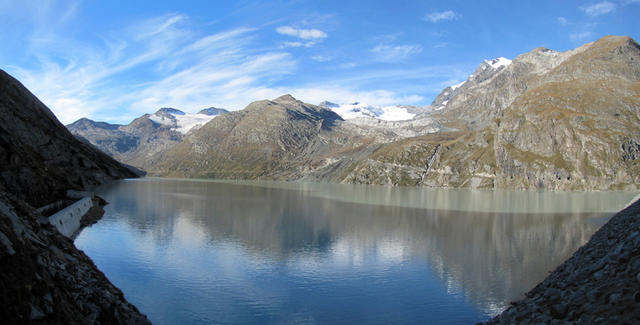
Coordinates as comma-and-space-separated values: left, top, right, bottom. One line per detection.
75, 178, 637, 324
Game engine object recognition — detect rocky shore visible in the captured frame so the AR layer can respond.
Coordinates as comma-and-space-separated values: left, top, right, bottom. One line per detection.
0, 193, 150, 324
487, 198, 640, 324
1, 69, 149, 323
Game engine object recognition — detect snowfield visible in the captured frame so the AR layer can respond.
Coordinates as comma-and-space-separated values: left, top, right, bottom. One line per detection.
323, 102, 415, 121
148, 110, 219, 134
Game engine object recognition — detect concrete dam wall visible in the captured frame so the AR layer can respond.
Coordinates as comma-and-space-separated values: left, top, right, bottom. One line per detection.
48, 196, 93, 238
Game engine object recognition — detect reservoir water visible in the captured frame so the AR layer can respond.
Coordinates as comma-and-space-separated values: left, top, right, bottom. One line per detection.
75, 178, 638, 324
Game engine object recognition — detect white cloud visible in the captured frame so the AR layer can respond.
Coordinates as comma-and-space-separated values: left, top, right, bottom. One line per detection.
9, 13, 297, 124
580, 1, 616, 16
423, 10, 461, 23
311, 55, 334, 62
9, 11, 430, 124
276, 25, 327, 48
283, 41, 304, 47
5, 5, 462, 124
557, 17, 570, 25
371, 44, 422, 62
276, 26, 327, 40
282, 41, 317, 48
125, 51, 297, 115
1, 0, 80, 30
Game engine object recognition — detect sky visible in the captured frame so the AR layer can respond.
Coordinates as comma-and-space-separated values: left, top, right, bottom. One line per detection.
0, 0, 638, 124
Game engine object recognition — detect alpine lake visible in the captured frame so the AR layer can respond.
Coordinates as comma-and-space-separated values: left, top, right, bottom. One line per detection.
75, 178, 638, 324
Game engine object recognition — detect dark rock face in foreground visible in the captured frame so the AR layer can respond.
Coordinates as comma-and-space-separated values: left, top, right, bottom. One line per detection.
487, 198, 640, 324
0, 70, 137, 207
0, 70, 149, 323
0, 193, 149, 324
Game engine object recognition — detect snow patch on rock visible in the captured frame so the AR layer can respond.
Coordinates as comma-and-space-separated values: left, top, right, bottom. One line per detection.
485, 57, 512, 69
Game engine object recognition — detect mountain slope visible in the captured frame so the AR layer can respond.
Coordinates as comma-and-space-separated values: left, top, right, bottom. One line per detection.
146, 94, 368, 179
0, 69, 148, 323
332, 36, 640, 190
0, 70, 137, 206
67, 118, 139, 156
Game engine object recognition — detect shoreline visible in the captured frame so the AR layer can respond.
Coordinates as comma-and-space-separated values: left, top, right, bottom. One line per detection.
487, 198, 640, 323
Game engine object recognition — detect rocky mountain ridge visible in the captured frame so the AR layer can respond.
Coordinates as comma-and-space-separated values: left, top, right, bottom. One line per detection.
68, 106, 228, 168
146, 94, 358, 179
336, 35, 640, 190
69, 35, 640, 191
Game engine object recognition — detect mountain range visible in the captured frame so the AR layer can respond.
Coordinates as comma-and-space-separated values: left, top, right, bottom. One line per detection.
67, 35, 640, 191
68, 107, 228, 168
1, 34, 639, 323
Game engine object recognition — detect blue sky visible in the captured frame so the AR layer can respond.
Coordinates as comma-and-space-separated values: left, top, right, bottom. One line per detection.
1, 1, 638, 124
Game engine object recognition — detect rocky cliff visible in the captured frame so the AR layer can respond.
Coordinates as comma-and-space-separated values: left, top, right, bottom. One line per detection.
0, 69, 149, 324
338, 36, 640, 191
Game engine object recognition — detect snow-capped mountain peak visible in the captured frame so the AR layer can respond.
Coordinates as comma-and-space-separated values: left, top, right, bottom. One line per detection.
484, 57, 512, 69
450, 80, 466, 90
148, 107, 227, 134
156, 107, 186, 116
319, 101, 415, 121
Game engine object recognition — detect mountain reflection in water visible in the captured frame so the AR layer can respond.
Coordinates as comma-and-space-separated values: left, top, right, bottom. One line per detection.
76, 178, 637, 324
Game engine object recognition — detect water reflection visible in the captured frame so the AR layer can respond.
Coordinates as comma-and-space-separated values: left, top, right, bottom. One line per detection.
77, 178, 637, 324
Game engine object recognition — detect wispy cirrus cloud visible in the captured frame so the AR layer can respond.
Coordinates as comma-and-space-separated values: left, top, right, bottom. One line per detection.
9, 10, 429, 124
276, 25, 327, 47
423, 10, 461, 23
283, 41, 316, 48
4, 3, 440, 124
311, 55, 334, 62
276, 26, 327, 40
10, 12, 297, 124
284, 62, 473, 105
580, 1, 616, 16
370, 44, 422, 62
